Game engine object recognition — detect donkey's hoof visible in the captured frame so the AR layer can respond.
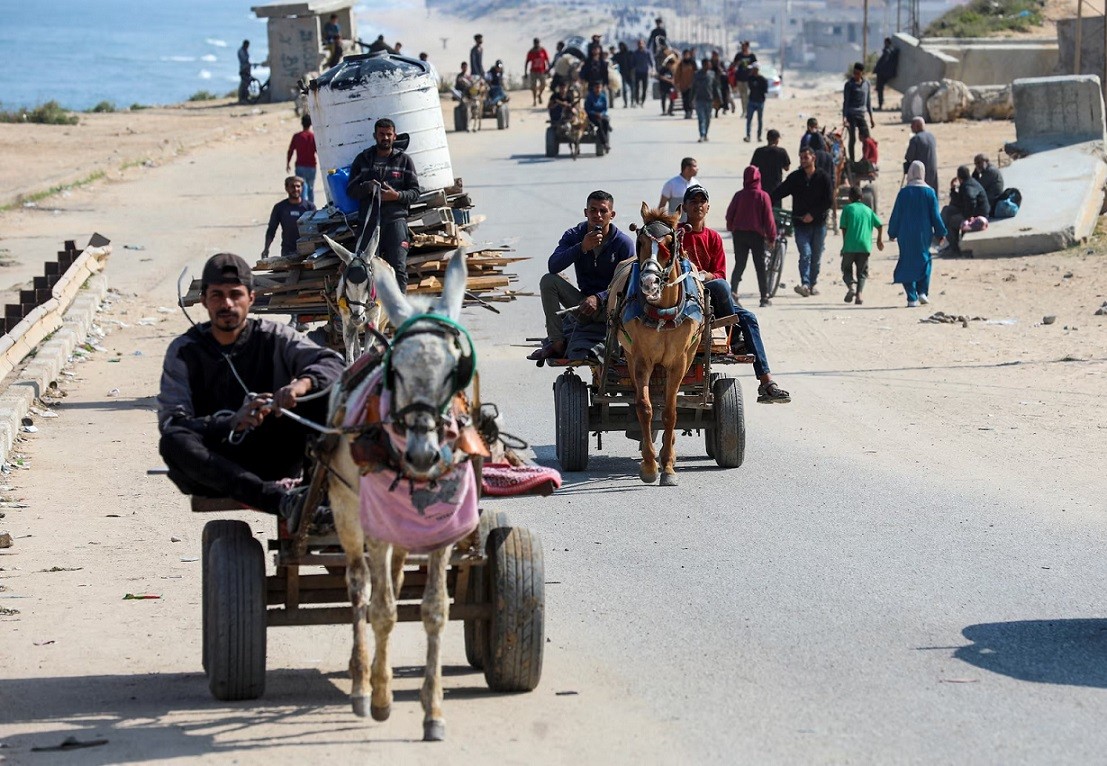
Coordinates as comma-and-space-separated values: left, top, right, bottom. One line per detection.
351, 695, 370, 718
423, 719, 446, 742
659, 472, 678, 487
370, 704, 391, 722
639, 468, 658, 484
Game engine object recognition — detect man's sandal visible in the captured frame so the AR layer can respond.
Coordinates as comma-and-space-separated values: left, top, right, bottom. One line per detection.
757, 381, 791, 404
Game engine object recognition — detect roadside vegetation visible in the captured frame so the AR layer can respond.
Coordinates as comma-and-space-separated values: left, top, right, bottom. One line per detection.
0, 100, 79, 125
924, 0, 1045, 37
86, 101, 117, 113
188, 90, 219, 102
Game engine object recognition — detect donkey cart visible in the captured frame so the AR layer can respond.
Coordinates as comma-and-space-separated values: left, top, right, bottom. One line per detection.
193, 454, 544, 702
547, 304, 752, 472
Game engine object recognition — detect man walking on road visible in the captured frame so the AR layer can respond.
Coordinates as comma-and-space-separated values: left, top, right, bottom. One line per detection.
744, 61, 768, 143
732, 41, 757, 117
692, 58, 719, 142
843, 62, 875, 162
631, 39, 652, 107
659, 157, 699, 215
725, 166, 778, 307
838, 185, 884, 305
285, 114, 317, 205
346, 118, 421, 292
262, 176, 315, 261
772, 147, 834, 297
750, 129, 790, 195
525, 38, 550, 106
904, 117, 939, 192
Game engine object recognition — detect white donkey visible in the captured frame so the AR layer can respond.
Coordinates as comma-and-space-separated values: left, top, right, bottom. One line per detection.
326, 249, 482, 742
324, 234, 387, 364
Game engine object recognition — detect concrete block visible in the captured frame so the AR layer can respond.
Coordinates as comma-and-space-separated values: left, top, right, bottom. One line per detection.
891, 34, 955, 92
926, 80, 974, 122
1012, 75, 1107, 149
962, 141, 1107, 257
968, 85, 1015, 119
901, 81, 941, 122
1056, 17, 1107, 77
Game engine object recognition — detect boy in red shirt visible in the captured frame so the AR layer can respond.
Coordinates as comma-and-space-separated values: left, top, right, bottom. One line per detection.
681, 185, 790, 403
525, 38, 551, 106
286, 114, 318, 205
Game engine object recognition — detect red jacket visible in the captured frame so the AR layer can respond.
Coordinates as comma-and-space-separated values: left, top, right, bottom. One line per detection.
681, 226, 727, 280
724, 166, 777, 240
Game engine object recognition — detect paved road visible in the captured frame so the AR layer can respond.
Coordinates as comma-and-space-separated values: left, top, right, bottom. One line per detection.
0, 101, 1104, 764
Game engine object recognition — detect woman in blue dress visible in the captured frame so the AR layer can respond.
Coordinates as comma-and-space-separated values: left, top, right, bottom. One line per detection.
888, 160, 947, 307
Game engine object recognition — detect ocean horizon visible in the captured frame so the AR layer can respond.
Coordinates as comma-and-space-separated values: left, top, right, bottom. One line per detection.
0, 0, 419, 112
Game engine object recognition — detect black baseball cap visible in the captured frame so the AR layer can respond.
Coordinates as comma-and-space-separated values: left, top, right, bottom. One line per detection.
683, 184, 709, 202
201, 252, 254, 291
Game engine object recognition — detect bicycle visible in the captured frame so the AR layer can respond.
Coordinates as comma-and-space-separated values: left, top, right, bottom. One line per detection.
245, 75, 270, 104
765, 207, 792, 298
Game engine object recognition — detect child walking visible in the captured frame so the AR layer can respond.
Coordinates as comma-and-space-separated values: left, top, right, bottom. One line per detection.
838, 186, 883, 304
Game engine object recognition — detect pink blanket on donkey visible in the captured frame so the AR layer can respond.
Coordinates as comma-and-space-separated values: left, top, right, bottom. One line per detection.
343, 370, 479, 554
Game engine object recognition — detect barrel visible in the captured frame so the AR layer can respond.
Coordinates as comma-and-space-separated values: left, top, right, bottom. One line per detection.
308, 52, 453, 203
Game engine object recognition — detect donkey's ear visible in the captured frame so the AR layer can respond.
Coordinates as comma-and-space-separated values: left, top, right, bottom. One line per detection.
373, 257, 414, 326
640, 201, 650, 218
674, 203, 683, 220
435, 248, 467, 321
325, 235, 354, 265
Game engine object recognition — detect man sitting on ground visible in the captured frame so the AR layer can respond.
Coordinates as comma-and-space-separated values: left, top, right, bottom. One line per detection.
680, 185, 790, 403
158, 253, 344, 518
972, 153, 1004, 215
528, 190, 635, 361
584, 80, 612, 151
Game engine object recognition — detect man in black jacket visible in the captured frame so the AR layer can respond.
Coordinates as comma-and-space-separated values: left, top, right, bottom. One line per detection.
771, 148, 834, 296
940, 165, 989, 255
873, 38, 899, 111
158, 253, 344, 517
972, 153, 1004, 214
346, 118, 421, 291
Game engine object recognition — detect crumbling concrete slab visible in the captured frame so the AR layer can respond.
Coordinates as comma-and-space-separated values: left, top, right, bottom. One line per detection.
962, 141, 1107, 257
1010, 75, 1107, 152
891, 33, 1059, 92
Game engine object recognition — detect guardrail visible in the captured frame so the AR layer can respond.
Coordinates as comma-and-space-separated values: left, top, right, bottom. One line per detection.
0, 234, 112, 383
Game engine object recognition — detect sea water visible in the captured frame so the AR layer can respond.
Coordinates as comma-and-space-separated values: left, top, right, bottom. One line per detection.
0, 0, 270, 111
0, 0, 420, 112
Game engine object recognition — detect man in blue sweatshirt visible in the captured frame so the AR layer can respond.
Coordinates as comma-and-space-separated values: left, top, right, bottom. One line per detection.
528, 190, 636, 360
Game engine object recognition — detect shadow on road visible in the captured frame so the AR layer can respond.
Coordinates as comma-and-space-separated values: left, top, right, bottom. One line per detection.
0, 665, 494, 761
955, 619, 1107, 688
506, 154, 557, 164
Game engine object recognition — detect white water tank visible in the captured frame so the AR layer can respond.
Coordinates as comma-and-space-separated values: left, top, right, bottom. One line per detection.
308, 52, 453, 197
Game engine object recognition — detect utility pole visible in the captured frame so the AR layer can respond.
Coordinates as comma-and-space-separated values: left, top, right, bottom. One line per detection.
863, 0, 870, 66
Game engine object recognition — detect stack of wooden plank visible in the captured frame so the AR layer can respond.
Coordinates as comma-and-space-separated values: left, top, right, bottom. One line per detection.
181, 179, 527, 318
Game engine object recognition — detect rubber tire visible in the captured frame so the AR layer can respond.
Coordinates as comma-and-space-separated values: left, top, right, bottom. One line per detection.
464, 509, 510, 670
705, 372, 721, 459
484, 527, 544, 692
545, 127, 559, 157
712, 376, 746, 468
201, 520, 251, 674
554, 373, 589, 471
205, 534, 267, 701
246, 78, 263, 104
497, 106, 509, 130
454, 103, 469, 133
595, 140, 605, 157
766, 238, 786, 299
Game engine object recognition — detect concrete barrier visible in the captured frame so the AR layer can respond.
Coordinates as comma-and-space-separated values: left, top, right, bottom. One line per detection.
1010, 75, 1107, 151
890, 34, 955, 92
891, 33, 1058, 92
1057, 17, 1107, 77
961, 141, 1107, 257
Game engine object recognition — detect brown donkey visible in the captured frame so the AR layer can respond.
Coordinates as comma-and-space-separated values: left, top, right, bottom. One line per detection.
615, 203, 705, 486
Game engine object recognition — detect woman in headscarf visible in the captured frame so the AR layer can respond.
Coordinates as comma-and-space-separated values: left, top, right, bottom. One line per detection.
888, 160, 946, 307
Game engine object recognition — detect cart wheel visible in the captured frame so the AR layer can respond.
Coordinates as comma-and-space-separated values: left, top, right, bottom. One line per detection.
554, 373, 589, 471
704, 373, 721, 458
712, 376, 746, 468
766, 238, 786, 299
464, 510, 510, 670
545, 127, 559, 157
205, 534, 266, 701
497, 106, 510, 130
454, 103, 469, 132
484, 527, 544, 692
201, 520, 251, 674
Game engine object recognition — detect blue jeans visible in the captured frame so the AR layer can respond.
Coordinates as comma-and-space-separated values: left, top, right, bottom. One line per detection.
793, 222, 827, 288
704, 279, 770, 377
903, 262, 932, 302
745, 100, 764, 139
294, 165, 316, 205
694, 100, 712, 138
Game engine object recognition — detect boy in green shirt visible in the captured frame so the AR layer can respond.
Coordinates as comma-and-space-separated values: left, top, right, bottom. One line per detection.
838, 186, 883, 304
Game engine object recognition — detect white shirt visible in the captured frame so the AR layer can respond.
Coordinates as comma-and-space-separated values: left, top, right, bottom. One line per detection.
660, 174, 698, 214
